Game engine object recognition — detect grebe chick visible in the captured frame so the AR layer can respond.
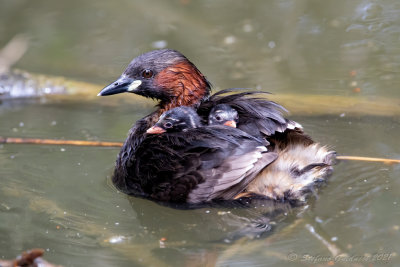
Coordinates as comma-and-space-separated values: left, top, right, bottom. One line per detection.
208, 104, 239, 128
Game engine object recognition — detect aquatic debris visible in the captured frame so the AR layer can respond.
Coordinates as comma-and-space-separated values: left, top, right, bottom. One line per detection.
0, 248, 62, 267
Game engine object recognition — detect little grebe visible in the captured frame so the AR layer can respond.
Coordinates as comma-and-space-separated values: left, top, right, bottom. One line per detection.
98, 49, 335, 204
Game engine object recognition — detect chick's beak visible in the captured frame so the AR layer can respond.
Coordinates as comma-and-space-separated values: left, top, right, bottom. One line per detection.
98, 76, 141, 96
223, 120, 237, 128
146, 126, 166, 134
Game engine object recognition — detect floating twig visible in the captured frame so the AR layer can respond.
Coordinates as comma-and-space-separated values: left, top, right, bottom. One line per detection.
2, 136, 399, 164
336, 155, 400, 164
0, 136, 123, 147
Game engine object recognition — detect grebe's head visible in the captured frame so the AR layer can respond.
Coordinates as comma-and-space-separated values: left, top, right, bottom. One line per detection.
208, 104, 239, 128
98, 49, 211, 110
146, 106, 202, 134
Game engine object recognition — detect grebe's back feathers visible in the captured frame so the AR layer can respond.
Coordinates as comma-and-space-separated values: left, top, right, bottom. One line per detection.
198, 89, 299, 139
133, 125, 276, 203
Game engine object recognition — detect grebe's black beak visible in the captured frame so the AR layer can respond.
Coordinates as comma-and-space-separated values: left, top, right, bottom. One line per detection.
98, 76, 140, 96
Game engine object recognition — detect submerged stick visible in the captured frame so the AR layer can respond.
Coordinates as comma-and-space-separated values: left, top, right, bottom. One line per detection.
0, 34, 29, 74
0, 136, 123, 147
336, 155, 400, 164
304, 224, 343, 258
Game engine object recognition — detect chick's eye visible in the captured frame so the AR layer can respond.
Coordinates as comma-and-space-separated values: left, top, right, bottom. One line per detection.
164, 122, 172, 128
142, 69, 153, 79
215, 116, 222, 121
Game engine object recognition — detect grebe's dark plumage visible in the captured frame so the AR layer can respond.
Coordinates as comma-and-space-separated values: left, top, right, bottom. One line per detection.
208, 104, 335, 202
125, 106, 276, 203
99, 49, 335, 204
197, 89, 300, 144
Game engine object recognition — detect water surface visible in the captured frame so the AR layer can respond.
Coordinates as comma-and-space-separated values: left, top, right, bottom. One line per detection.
1, 100, 399, 266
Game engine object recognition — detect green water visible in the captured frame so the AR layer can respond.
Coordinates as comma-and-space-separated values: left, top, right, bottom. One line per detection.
1, 0, 400, 266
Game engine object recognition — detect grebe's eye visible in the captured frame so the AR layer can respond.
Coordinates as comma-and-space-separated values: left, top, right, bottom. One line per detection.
142, 69, 153, 79
164, 122, 173, 128
215, 115, 222, 121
